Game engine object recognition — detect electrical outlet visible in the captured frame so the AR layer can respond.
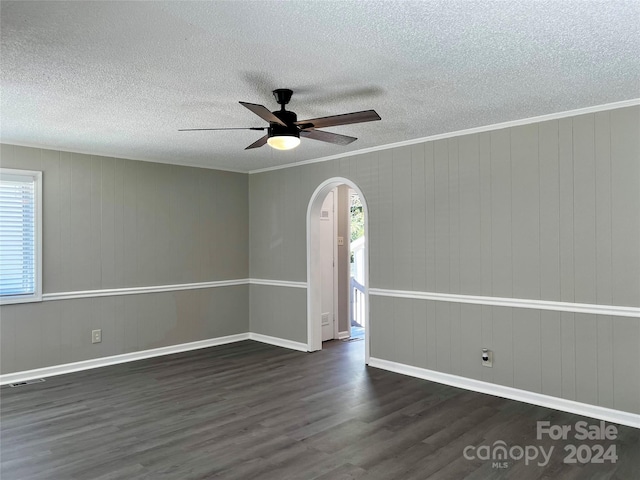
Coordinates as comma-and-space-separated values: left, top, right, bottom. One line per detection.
482, 348, 493, 367
92, 329, 102, 344
337, 236, 344, 246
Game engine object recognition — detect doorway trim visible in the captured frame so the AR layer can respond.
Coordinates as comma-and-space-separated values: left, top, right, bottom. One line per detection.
306, 177, 370, 364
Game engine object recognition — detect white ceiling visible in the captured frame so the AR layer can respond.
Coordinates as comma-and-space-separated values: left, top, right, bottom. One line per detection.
1, 1, 639, 173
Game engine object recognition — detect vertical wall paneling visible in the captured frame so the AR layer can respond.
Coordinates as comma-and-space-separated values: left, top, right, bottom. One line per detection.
538, 120, 561, 301
449, 303, 461, 375
481, 305, 494, 383
478, 133, 493, 296
89, 156, 103, 290
136, 161, 157, 286
392, 147, 413, 290
363, 154, 379, 289
492, 306, 514, 387
448, 139, 460, 295
424, 143, 436, 292
435, 301, 451, 373
370, 296, 394, 361
100, 157, 117, 288
510, 124, 540, 299
113, 158, 125, 288
433, 140, 450, 293
40, 300, 62, 368
122, 159, 138, 286
558, 118, 575, 302
377, 150, 393, 289
394, 297, 414, 366
13, 145, 42, 171
513, 309, 542, 393
612, 317, 640, 413
572, 114, 597, 304
596, 315, 614, 408
59, 152, 73, 291
41, 149, 61, 292
459, 304, 482, 380
410, 144, 427, 292
425, 299, 437, 369
594, 112, 612, 305
539, 311, 562, 397
458, 134, 482, 295
1, 307, 17, 373
560, 312, 576, 400
282, 167, 299, 281
610, 107, 640, 307
412, 298, 428, 368
574, 313, 598, 406
70, 154, 93, 290
489, 129, 512, 297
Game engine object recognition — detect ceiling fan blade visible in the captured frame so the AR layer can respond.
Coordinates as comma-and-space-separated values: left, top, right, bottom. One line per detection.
295, 109, 381, 129
300, 129, 357, 146
239, 101, 286, 126
245, 135, 269, 150
178, 127, 266, 131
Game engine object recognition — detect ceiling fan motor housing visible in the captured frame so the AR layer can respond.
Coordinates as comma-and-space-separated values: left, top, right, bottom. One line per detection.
269, 109, 299, 139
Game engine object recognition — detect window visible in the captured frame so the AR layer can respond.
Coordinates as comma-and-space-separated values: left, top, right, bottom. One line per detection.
0, 169, 42, 304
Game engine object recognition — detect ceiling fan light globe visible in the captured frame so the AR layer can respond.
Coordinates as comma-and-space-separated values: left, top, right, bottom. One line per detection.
267, 135, 301, 150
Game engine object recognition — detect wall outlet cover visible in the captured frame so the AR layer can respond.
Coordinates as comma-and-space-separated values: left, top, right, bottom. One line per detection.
92, 329, 102, 344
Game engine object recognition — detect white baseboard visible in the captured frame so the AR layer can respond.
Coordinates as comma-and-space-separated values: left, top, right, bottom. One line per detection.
338, 331, 350, 340
7, 335, 635, 429
0, 332, 310, 386
0, 333, 250, 386
368, 357, 640, 429
248, 332, 308, 352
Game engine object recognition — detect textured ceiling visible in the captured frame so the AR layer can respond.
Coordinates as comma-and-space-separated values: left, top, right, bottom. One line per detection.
1, 1, 639, 173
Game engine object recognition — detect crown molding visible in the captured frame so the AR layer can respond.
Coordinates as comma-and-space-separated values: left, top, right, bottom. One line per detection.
249, 98, 640, 174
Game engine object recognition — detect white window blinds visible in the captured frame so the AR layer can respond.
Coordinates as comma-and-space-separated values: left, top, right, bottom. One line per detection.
0, 170, 40, 300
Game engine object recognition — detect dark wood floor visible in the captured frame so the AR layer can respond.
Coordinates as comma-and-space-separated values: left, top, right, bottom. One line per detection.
1, 339, 638, 479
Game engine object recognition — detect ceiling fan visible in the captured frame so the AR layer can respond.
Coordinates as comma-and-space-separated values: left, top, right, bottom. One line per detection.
179, 89, 381, 151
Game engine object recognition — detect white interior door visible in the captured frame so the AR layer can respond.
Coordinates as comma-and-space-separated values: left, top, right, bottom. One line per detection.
320, 190, 335, 342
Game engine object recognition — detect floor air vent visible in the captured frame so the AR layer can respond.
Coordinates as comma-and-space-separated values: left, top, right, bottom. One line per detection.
9, 378, 45, 387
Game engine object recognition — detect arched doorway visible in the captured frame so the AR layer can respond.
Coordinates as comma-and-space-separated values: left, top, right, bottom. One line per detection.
306, 177, 370, 364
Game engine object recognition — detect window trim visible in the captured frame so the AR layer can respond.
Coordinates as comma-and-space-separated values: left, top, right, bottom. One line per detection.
0, 168, 43, 305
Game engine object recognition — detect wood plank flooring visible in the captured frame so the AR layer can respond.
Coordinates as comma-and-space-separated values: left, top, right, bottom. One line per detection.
1, 339, 638, 479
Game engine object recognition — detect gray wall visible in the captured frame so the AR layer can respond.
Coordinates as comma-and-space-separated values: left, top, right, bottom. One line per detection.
337, 185, 350, 334
249, 106, 640, 414
0, 144, 249, 374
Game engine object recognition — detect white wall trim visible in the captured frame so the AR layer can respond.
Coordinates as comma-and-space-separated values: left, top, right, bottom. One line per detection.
368, 357, 640, 429
0, 333, 250, 386
0, 332, 310, 385
4, 331, 636, 428
40, 278, 309, 302
338, 331, 350, 340
249, 98, 640, 174
248, 333, 309, 352
369, 288, 640, 318
41, 279, 250, 302
2, 142, 247, 174
248, 278, 307, 289
46, 280, 636, 317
